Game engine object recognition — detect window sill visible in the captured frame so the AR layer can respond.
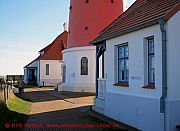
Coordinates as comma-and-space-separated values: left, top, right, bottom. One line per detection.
113, 82, 129, 87
142, 84, 155, 89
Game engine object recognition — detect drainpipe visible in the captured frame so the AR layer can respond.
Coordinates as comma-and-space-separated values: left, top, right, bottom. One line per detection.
159, 18, 167, 130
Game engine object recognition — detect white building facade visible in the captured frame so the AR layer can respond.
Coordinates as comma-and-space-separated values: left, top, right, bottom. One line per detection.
58, 46, 96, 92
24, 60, 62, 87
24, 31, 68, 87
92, 0, 180, 130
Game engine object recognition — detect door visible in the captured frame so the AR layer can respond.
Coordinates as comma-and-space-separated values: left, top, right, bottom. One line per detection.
28, 69, 36, 81
61, 64, 66, 83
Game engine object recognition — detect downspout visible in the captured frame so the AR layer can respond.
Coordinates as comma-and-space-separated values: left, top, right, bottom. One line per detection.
159, 18, 167, 130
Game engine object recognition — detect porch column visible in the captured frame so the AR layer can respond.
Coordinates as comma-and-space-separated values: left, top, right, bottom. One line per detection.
102, 53, 104, 78
26, 69, 28, 82
96, 46, 99, 98
27, 68, 29, 81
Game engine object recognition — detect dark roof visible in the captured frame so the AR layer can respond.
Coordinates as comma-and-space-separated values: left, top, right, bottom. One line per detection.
24, 31, 68, 68
91, 0, 180, 44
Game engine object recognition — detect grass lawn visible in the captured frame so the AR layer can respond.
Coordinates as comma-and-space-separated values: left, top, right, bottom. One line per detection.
0, 91, 31, 130
7, 92, 31, 116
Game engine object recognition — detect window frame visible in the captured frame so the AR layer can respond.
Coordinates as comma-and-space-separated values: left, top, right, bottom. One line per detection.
117, 44, 129, 83
46, 64, 50, 75
81, 57, 88, 75
147, 37, 155, 84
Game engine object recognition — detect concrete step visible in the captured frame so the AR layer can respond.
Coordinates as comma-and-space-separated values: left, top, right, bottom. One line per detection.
92, 105, 105, 115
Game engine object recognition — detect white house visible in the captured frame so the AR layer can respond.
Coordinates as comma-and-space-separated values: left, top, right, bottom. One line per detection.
91, 0, 180, 131
24, 31, 68, 87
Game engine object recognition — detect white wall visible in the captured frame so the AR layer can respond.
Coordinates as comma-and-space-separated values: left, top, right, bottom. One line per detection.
39, 60, 62, 86
103, 25, 164, 130
61, 46, 96, 92
166, 11, 180, 131
27, 60, 38, 68
24, 68, 28, 84
105, 25, 162, 97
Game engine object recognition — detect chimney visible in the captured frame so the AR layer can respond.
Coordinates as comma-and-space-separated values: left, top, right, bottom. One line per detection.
63, 22, 68, 31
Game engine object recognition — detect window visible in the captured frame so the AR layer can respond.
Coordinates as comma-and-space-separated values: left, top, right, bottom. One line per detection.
85, 0, 89, 3
111, 0, 114, 3
81, 57, 88, 75
118, 44, 129, 83
85, 26, 88, 31
46, 64, 49, 75
148, 38, 155, 84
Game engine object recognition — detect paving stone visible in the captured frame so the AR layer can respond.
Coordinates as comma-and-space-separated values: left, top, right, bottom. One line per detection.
20, 87, 130, 131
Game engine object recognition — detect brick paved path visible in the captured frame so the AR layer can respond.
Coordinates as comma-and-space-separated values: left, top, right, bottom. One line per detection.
20, 88, 124, 131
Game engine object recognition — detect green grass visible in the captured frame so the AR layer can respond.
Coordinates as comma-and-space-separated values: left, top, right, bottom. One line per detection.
7, 93, 31, 115
0, 92, 32, 130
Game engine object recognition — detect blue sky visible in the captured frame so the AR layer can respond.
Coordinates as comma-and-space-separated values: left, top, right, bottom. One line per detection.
0, 0, 135, 76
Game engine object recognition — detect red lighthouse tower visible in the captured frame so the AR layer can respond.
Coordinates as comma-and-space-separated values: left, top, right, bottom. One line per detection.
60, 0, 126, 93
68, 0, 125, 48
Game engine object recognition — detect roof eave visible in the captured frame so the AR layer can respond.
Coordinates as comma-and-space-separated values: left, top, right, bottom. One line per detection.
164, 2, 180, 20
24, 57, 39, 68
90, 18, 164, 45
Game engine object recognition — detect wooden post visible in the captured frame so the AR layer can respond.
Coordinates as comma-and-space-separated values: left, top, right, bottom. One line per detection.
9, 84, 11, 93
0, 80, 2, 100
4, 85, 6, 102
7, 84, 8, 100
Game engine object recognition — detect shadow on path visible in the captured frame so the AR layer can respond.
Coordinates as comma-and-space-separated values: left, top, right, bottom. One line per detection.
16, 88, 95, 103
13, 88, 130, 131
24, 106, 127, 131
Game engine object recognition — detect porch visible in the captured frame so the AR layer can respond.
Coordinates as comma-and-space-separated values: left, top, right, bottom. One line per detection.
93, 78, 106, 114
93, 43, 107, 114
24, 67, 38, 86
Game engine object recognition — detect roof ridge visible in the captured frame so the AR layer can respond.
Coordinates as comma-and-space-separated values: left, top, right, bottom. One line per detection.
38, 31, 68, 60
39, 31, 68, 53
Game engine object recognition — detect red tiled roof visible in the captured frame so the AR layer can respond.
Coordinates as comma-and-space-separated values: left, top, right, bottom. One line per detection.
91, 0, 180, 44
38, 31, 68, 60
24, 31, 68, 68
